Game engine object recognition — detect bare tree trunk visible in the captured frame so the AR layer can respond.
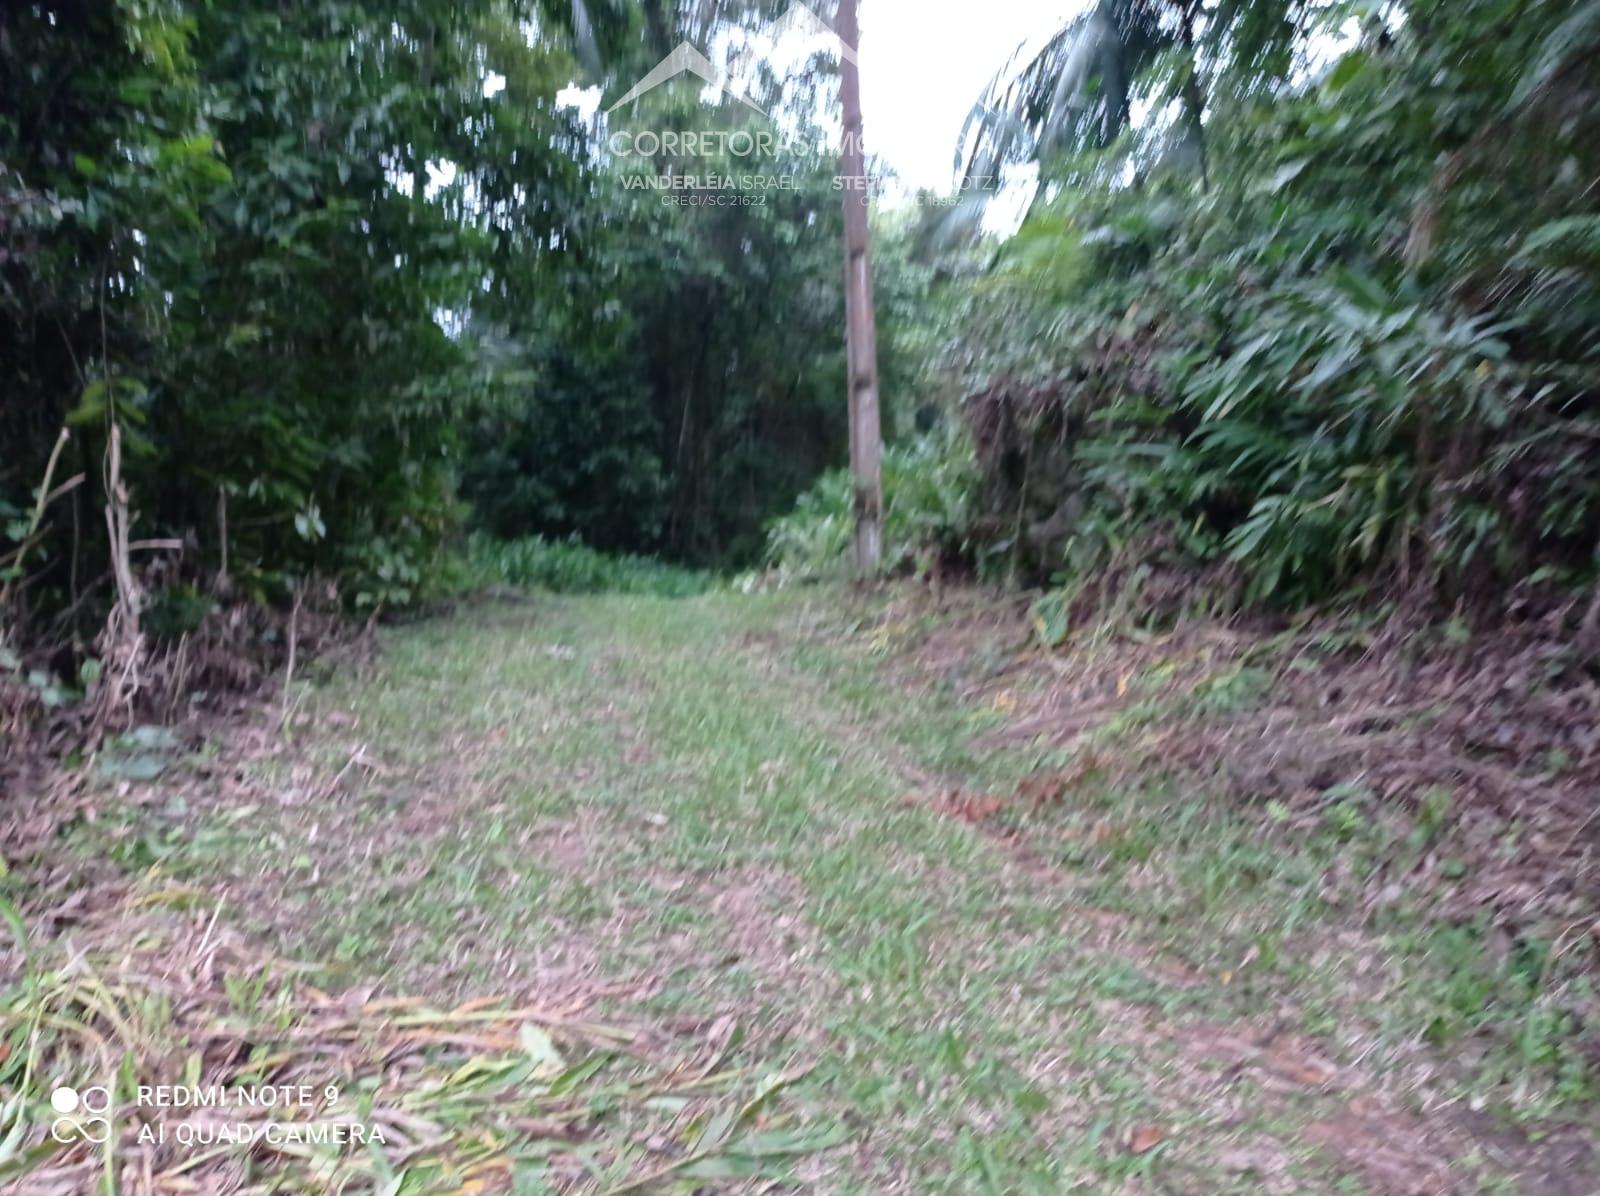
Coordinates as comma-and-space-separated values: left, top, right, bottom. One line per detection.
837, 0, 883, 575
1179, 0, 1208, 192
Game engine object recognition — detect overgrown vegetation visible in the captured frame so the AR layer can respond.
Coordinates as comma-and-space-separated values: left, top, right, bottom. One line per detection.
0, 0, 929, 745
6, 0, 1600, 1189
773, 1, 1600, 616
765, 434, 976, 579
467, 534, 711, 597
938, 0, 1600, 619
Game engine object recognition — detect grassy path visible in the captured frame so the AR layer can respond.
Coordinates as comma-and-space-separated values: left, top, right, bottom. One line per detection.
323, 592, 1132, 1192
154, 590, 1592, 1193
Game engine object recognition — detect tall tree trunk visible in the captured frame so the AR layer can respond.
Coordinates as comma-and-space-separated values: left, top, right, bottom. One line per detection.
1179, 0, 1208, 192
837, 0, 883, 575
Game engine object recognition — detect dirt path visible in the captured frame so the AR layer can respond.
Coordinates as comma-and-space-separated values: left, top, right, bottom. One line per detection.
119, 589, 1597, 1194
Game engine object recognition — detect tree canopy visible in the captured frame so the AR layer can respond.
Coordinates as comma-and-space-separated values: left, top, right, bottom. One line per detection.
5, 0, 1599, 656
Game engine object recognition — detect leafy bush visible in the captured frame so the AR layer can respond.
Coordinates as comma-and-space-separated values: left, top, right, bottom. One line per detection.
3, 0, 908, 672
466, 535, 710, 598
1092, 271, 1571, 607
765, 435, 977, 579
952, 0, 1600, 615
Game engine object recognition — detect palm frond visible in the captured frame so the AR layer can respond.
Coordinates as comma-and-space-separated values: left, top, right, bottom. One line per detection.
961, 0, 1174, 185
570, 0, 602, 75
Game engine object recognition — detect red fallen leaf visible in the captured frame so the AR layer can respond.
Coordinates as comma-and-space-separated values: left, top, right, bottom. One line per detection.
1128, 1125, 1167, 1155
1267, 1045, 1338, 1087
957, 796, 1007, 822
1016, 774, 1067, 807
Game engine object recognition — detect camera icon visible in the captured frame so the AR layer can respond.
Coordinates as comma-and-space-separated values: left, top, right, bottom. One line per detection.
49, 1086, 112, 1145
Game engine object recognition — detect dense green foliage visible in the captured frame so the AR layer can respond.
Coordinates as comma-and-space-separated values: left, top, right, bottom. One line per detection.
2, 0, 917, 663
455, 63, 936, 566
765, 433, 976, 578
466, 533, 710, 596
3, 0, 502, 620
8, 0, 1600, 646
940, 0, 1600, 614
460, 124, 851, 565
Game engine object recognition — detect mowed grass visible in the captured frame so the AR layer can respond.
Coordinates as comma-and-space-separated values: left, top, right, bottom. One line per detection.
81, 588, 1597, 1193
328, 594, 1200, 1192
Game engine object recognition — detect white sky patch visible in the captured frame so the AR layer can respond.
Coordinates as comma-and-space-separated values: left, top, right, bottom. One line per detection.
427, 160, 456, 192
557, 83, 603, 117
859, 0, 1084, 195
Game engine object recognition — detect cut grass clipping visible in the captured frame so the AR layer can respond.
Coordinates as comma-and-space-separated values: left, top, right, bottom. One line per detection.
0, 893, 839, 1194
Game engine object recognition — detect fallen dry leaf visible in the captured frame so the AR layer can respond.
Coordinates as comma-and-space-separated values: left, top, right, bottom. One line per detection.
954, 795, 1007, 822
1128, 1125, 1168, 1155
1016, 774, 1067, 808
1266, 1046, 1338, 1087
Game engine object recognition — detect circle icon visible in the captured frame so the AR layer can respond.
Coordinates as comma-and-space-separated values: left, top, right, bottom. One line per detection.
49, 1085, 112, 1144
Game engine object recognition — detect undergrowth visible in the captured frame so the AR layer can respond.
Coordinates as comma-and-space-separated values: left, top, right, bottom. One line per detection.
764, 434, 976, 579
465, 535, 711, 598
1033, 769, 1600, 1117
0, 883, 837, 1192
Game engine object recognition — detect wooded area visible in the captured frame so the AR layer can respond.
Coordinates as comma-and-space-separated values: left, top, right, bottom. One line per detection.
7, 1, 1597, 673
3, 0, 1600, 1191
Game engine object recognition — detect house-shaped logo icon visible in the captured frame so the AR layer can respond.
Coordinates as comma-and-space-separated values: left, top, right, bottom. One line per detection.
605, 3, 859, 116
606, 41, 769, 115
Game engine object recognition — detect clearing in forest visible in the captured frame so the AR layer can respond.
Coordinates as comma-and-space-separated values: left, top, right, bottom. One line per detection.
7, 587, 1598, 1193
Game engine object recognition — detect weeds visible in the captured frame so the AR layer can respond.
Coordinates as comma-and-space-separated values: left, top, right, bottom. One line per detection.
765, 434, 976, 580
846, 587, 1600, 1136
0, 892, 838, 1193
464, 535, 710, 598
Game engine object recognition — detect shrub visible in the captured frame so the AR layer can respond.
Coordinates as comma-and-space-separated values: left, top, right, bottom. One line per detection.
765, 435, 978, 579
465, 535, 710, 598
952, 0, 1600, 616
